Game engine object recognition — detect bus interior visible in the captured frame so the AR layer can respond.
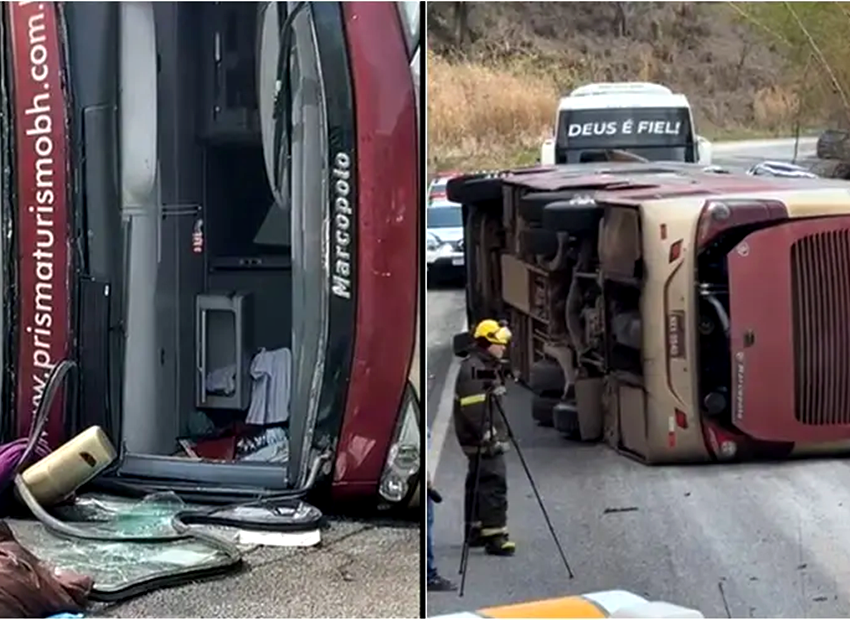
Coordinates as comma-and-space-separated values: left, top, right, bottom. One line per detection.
116, 2, 304, 479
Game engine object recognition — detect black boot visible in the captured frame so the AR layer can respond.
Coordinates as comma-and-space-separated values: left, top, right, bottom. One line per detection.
483, 533, 516, 556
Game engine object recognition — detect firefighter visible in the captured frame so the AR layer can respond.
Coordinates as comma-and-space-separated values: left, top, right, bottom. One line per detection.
453, 318, 516, 557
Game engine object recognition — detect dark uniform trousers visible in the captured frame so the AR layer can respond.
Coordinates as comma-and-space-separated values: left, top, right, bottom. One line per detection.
464, 452, 507, 534
453, 350, 510, 536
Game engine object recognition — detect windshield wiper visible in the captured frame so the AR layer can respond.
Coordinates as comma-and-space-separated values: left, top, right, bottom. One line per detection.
272, 1, 307, 196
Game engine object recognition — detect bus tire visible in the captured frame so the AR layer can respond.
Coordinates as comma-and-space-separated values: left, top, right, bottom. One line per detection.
447, 176, 503, 205
553, 401, 580, 439
531, 394, 557, 427
541, 201, 602, 234
518, 191, 582, 223
520, 228, 559, 259
529, 359, 566, 395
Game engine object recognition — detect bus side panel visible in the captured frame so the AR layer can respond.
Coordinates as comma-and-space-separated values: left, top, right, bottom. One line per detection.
332, 2, 418, 493
7, 3, 73, 444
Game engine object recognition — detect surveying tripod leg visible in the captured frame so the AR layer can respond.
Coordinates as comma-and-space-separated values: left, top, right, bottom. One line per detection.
458, 447, 483, 596
492, 396, 575, 579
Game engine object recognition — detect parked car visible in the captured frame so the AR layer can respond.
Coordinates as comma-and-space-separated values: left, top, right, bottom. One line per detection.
428, 172, 459, 205
426, 200, 465, 281
747, 160, 819, 178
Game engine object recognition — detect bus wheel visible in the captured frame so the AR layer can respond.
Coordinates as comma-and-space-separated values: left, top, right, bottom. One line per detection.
541, 200, 602, 234
529, 359, 566, 395
553, 401, 580, 439
531, 394, 557, 427
518, 191, 597, 227
520, 227, 559, 260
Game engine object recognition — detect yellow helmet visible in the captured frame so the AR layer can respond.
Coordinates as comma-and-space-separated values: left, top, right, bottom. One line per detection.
473, 319, 512, 346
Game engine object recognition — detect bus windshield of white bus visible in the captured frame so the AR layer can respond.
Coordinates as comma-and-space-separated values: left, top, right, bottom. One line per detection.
556, 106, 695, 164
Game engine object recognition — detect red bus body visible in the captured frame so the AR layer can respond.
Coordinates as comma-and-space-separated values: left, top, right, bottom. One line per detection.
2, 1, 421, 507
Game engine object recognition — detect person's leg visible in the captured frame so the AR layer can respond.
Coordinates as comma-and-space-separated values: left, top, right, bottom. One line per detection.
426, 491, 457, 591
427, 496, 437, 580
476, 455, 504, 533
490, 452, 508, 528
476, 454, 514, 556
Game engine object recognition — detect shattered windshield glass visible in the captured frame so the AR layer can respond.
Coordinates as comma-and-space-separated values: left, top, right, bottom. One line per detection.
8, 489, 322, 601
8, 493, 239, 600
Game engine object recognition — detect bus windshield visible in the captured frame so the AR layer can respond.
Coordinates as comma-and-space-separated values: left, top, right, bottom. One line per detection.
556, 106, 694, 163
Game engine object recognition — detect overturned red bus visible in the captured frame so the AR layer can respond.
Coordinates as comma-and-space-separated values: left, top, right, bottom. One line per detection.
1, 1, 421, 507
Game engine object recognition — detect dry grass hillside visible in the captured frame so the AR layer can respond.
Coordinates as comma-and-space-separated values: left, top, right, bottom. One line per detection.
427, 2, 834, 173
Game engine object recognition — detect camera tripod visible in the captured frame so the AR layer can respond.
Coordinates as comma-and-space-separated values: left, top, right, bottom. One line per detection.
457, 386, 574, 596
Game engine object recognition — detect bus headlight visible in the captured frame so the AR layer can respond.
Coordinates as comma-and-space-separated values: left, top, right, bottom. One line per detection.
378, 384, 420, 503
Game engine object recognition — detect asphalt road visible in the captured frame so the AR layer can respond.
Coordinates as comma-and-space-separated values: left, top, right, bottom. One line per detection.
10, 515, 420, 618
709, 136, 817, 170
426, 138, 850, 619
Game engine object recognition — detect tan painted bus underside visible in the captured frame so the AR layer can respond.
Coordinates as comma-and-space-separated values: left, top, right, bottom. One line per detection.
463, 163, 850, 464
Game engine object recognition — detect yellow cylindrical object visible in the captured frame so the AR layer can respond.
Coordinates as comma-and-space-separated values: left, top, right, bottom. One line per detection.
20, 425, 117, 506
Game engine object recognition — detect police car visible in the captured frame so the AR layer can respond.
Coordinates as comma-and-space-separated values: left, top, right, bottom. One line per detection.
426, 199, 465, 279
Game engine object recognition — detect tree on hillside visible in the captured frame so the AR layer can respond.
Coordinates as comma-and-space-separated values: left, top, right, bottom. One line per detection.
452, 2, 471, 47
613, 3, 631, 37
734, 2, 850, 127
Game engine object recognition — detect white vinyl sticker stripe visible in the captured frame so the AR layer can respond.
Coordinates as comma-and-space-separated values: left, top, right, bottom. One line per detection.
584, 590, 651, 614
